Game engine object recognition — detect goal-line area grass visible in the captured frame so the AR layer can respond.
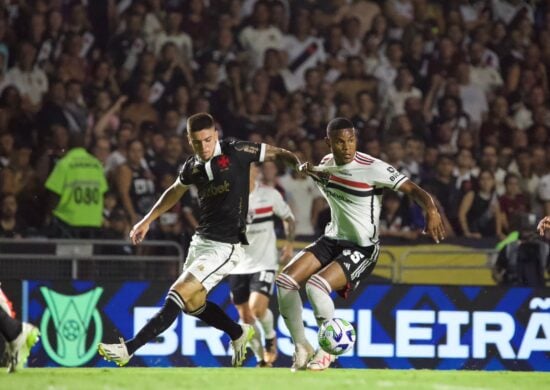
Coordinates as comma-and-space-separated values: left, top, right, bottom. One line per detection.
1, 368, 548, 390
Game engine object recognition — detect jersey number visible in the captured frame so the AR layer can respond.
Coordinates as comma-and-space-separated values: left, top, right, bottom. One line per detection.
259, 271, 274, 284
74, 186, 100, 205
342, 249, 365, 264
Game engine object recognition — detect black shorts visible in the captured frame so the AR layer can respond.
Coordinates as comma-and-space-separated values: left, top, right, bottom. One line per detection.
305, 236, 379, 296
227, 270, 276, 305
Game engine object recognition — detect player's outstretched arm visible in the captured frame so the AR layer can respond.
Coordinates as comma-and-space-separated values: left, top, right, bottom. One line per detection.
537, 216, 550, 236
263, 145, 301, 170
398, 180, 445, 243
130, 180, 188, 245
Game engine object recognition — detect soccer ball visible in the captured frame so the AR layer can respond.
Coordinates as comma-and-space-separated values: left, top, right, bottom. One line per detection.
318, 318, 356, 355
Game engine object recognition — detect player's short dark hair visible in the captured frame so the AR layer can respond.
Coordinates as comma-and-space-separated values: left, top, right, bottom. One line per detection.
326, 117, 355, 137
187, 112, 215, 133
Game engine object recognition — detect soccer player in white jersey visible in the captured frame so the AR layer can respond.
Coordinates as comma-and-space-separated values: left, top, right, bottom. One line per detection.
276, 117, 446, 371
228, 163, 295, 367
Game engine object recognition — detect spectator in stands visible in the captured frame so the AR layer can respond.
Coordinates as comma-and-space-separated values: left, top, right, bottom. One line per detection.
422, 154, 460, 229
387, 66, 422, 119
104, 120, 134, 174
499, 173, 530, 231
45, 133, 108, 238
4, 145, 40, 227
0, 132, 14, 168
493, 213, 549, 287
150, 134, 184, 187
336, 56, 377, 113
480, 145, 506, 195
283, 8, 326, 93
153, 9, 193, 62
6, 41, 48, 108
458, 169, 504, 239
454, 148, 478, 195
0, 193, 26, 238
114, 139, 156, 224
278, 152, 324, 239
480, 95, 518, 147
239, 0, 284, 71
379, 191, 419, 241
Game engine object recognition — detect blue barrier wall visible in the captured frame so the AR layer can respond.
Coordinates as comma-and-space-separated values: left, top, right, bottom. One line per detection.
23, 280, 550, 371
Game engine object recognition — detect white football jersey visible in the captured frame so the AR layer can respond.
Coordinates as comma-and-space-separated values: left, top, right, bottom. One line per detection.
314, 152, 409, 247
230, 183, 294, 274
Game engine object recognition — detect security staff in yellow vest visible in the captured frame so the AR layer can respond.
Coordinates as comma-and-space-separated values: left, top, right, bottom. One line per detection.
45, 132, 108, 238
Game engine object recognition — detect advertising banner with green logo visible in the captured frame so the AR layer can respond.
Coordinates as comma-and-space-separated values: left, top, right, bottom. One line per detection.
24, 280, 550, 370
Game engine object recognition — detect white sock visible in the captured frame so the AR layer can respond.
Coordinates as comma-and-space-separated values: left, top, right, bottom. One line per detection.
258, 308, 276, 340
276, 274, 307, 345
249, 322, 264, 361
306, 275, 335, 328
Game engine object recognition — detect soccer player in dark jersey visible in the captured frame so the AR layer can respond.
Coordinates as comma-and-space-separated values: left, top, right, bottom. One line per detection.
276, 118, 445, 371
98, 112, 301, 367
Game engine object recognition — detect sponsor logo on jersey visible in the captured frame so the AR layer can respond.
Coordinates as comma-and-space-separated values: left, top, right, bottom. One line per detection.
202, 180, 230, 198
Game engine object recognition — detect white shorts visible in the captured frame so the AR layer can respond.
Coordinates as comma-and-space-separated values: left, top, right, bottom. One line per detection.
180, 234, 244, 292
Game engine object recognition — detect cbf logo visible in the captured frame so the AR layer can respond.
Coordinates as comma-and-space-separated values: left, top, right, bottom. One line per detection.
40, 287, 103, 367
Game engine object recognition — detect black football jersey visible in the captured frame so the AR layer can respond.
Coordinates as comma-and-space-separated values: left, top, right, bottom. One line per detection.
178, 139, 265, 244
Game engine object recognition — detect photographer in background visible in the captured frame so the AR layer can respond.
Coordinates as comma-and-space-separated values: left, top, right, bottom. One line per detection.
493, 213, 549, 287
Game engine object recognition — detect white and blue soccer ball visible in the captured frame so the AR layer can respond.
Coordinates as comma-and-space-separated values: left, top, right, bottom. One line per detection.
318, 318, 356, 355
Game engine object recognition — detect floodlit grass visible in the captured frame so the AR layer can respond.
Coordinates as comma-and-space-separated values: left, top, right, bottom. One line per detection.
1, 367, 548, 390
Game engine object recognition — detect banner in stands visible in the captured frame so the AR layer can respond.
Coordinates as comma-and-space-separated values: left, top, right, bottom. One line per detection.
24, 280, 549, 371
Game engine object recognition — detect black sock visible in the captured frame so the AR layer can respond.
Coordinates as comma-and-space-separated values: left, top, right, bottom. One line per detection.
0, 306, 22, 342
125, 298, 181, 355
194, 301, 243, 340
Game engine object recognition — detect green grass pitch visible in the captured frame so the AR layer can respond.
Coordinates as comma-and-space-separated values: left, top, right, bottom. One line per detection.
1, 368, 549, 390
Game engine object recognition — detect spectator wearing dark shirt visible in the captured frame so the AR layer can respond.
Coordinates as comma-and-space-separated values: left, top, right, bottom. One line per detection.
422, 154, 460, 229
499, 173, 530, 231
0, 193, 26, 238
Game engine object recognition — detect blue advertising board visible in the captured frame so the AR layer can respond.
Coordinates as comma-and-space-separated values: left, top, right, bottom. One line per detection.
23, 280, 550, 371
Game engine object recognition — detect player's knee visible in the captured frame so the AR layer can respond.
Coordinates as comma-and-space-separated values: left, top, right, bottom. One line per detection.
241, 310, 255, 324
251, 305, 267, 320
275, 273, 300, 291
305, 274, 332, 298
168, 289, 205, 314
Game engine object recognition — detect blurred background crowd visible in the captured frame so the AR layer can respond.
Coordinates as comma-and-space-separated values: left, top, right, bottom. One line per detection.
0, 0, 549, 250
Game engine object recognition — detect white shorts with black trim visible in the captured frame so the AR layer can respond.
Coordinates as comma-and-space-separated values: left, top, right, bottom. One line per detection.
181, 234, 245, 292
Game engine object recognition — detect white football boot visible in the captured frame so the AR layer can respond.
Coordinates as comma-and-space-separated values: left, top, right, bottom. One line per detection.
6, 323, 40, 373
98, 338, 133, 367
307, 348, 335, 371
290, 342, 314, 372
230, 324, 255, 367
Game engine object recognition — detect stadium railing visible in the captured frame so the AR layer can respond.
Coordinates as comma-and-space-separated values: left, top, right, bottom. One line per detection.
0, 238, 184, 281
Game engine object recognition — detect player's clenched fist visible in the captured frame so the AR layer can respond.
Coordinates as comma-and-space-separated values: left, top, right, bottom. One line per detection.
537, 216, 550, 236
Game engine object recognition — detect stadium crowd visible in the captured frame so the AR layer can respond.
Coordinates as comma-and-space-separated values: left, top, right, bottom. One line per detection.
0, 0, 549, 248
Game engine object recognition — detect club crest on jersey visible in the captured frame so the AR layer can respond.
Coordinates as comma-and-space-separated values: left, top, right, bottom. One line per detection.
217, 155, 230, 170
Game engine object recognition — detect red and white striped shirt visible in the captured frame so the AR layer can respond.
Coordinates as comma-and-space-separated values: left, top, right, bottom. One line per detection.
314, 152, 408, 246
230, 183, 294, 274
